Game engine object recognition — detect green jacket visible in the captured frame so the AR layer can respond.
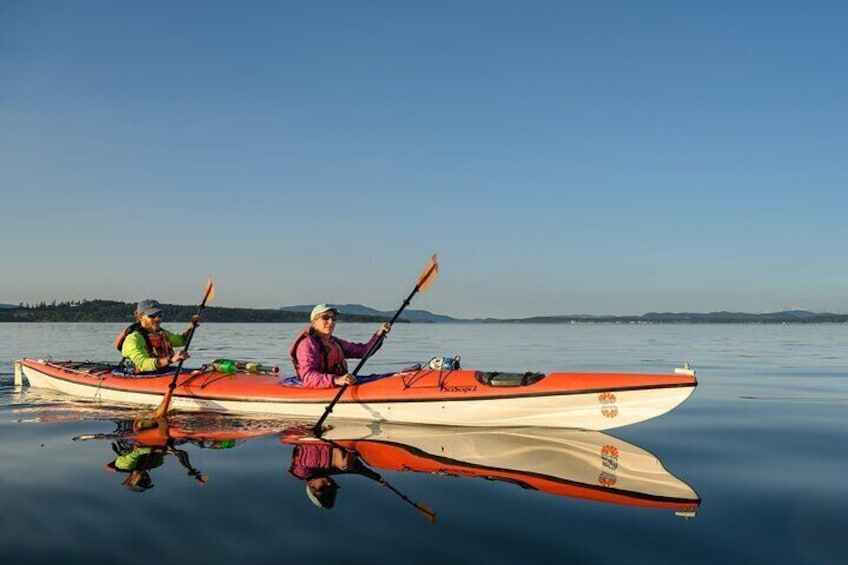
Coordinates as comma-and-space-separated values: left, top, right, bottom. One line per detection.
121, 329, 186, 373
114, 446, 165, 471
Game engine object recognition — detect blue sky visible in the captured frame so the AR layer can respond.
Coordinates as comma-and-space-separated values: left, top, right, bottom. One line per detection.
2, 1, 846, 318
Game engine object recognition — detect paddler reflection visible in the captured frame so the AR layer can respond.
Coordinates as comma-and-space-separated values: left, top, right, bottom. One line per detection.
289, 440, 377, 509
76, 414, 293, 493
285, 427, 436, 522
95, 417, 211, 492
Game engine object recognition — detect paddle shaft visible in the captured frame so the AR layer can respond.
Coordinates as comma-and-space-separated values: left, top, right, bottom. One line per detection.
153, 284, 214, 417
380, 478, 437, 523
319, 436, 436, 523
312, 282, 422, 433
166, 301, 207, 391
360, 460, 436, 523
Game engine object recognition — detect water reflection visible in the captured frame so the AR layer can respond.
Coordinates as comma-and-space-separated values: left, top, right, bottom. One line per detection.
72, 414, 699, 518
285, 426, 437, 522
288, 422, 701, 519
96, 418, 209, 491
72, 413, 287, 492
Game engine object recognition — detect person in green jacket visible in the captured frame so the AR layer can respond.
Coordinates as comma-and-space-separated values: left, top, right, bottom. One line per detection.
104, 417, 208, 492
114, 299, 201, 374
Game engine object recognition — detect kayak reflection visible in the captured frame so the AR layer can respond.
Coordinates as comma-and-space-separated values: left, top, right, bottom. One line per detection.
72, 415, 699, 518
284, 423, 701, 518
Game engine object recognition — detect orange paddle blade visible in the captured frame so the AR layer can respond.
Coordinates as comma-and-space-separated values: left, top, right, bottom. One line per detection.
416, 254, 439, 292
203, 277, 216, 304
418, 503, 437, 524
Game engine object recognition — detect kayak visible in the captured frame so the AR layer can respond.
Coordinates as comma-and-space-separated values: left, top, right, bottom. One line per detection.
285, 421, 701, 516
15, 358, 697, 430
16, 358, 696, 429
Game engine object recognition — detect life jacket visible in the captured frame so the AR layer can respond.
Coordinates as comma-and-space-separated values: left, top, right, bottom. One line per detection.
289, 327, 348, 379
114, 446, 166, 472
114, 323, 176, 367
289, 442, 333, 479
289, 443, 380, 482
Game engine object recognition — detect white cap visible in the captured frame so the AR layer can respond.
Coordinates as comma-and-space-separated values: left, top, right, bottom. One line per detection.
310, 304, 338, 321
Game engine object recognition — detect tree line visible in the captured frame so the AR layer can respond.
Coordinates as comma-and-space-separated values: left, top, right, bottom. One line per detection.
0, 300, 385, 323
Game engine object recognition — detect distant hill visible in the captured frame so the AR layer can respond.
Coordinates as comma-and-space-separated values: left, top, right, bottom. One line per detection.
279, 304, 463, 323
0, 304, 17, 309
639, 310, 831, 323
502, 310, 848, 324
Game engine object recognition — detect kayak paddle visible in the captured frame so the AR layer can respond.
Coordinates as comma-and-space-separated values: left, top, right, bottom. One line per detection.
312, 254, 439, 434
152, 277, 216, 419
377, 473, 437, 524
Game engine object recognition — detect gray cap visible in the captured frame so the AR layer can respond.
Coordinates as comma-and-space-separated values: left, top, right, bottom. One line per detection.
136, 299, 164, 316
122, 471, 154, 492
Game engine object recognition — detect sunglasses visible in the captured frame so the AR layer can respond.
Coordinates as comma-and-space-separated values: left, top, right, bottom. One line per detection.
319, 314, 337, 321
146, 312, 164, 319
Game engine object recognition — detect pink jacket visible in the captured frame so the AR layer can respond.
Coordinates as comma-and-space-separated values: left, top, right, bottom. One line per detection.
288, 444, 332, 480
292, 328, 384, 388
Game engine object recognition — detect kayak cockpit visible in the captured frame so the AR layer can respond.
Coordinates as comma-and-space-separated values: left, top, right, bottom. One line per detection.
476, 371, 546, 387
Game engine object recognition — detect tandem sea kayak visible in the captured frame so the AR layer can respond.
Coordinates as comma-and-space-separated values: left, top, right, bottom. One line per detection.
15, 358, 697, 430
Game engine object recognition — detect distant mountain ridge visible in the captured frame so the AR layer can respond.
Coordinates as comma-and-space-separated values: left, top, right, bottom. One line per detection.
641, 310, 827, 321
279, 304, 462, 323
281, 305, 848, 324
509, 309, 847, 324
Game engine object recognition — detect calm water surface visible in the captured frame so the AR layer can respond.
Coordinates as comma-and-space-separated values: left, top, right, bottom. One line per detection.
1, 323, 846, 564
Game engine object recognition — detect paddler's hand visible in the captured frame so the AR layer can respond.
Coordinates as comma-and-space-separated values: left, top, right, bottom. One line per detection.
334, 373, 357, 386
171, 351, 190, 364
377, 322, 392, 338
158, 350, 189, 369
183, 315, 202, 338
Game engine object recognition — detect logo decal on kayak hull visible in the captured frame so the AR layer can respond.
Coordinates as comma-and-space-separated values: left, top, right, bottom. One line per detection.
599, 392, 619, 418
598, 444, 620, 486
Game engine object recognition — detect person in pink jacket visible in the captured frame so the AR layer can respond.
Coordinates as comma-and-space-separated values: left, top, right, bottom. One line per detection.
289, 304, 391, 388
288, 442, 381, 509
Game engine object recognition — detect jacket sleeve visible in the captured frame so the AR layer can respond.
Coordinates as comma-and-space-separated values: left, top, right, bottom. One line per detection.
121, 332, 159, 373
296, 338, 336, 388
335, 332, 383, 360
165, 329, 186, 347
